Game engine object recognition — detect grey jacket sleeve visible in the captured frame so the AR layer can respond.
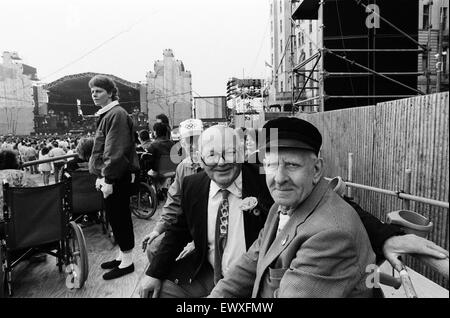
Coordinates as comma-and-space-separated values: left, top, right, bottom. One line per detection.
153, 162, 186, 234
208, 228, 262, 298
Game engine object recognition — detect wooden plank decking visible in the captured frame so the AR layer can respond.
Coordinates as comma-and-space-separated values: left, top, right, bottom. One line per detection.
10, 209, 159, 298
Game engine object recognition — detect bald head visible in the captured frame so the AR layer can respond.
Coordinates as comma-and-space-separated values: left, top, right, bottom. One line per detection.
198, 125, 244, 188
199, 125, 243, 157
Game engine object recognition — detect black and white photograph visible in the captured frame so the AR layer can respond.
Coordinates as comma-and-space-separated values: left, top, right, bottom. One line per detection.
0, 0, 448, 302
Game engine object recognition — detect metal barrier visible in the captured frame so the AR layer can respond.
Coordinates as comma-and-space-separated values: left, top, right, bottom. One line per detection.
327, 152, 449, 297
21, 154, 78, 168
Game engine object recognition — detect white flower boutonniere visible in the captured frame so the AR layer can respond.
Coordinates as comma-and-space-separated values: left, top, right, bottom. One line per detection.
240, 197, 260, 216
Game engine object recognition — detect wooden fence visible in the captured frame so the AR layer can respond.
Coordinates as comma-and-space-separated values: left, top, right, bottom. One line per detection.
298, 92, 449, 288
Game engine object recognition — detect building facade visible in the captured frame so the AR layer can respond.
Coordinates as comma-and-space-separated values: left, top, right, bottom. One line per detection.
292, 15, 320, 112
268, 0, 296, 111
194, 96, 226, 120
418, 0, 449, 93
0, 51, 39, 135
145, 49, 193, 129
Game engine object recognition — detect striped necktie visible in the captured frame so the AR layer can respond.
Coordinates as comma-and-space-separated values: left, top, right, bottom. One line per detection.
213, 189, 230, 284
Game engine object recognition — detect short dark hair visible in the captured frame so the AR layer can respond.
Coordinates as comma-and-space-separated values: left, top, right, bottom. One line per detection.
41, 146, 50, 156
0, 149, 20, 170
75, 138, 94, 161
156, 113, 169, 125
139, 130, 150, 142
88, 75, 119, 101
153, 122, 169, 138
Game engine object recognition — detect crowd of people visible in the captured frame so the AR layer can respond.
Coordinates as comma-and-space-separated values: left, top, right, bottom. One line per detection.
1, 75, 448, 298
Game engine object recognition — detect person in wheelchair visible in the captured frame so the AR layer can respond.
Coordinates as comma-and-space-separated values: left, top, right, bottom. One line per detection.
1, 149, 42, 265
66, 137, 100, 227
136, 130, 152, 153
0, 149, 37, 220
66, 137, 94, 172
141, 119, 204, 268
145, 122, 177, 193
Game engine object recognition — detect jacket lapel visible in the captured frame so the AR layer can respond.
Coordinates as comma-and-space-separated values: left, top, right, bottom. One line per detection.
258, 206, 280, 258
189, 172, 211, 254
258, 179, 330, 273
241, 164, 270, 249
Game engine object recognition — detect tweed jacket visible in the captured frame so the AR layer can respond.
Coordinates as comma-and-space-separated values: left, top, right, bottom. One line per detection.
209, 178, 376, 298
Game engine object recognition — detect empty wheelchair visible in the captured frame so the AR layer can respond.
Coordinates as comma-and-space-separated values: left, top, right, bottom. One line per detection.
130, 152, 178, 219
1, 175, 88, 296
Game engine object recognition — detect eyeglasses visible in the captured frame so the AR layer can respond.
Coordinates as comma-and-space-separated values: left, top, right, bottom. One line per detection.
201, 150, 237, 167
263, 160, 303, 174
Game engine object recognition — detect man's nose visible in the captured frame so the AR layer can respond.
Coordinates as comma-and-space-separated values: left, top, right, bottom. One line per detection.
217, 155, 226, 166
274, 165, 289, 184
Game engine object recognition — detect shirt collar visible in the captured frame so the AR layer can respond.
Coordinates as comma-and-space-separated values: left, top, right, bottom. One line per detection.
278, 205, 294, 216
209, 170, 242, 199
95, 100, 119, 116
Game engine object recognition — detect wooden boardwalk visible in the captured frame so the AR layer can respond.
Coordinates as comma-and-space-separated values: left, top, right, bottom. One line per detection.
10, 207, 159, 298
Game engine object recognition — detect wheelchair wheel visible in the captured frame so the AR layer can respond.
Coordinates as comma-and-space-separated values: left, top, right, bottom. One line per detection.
65, 221, 88, 289
130, 182, 158, 219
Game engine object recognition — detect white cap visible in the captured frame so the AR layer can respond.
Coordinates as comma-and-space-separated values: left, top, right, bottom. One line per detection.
179, 119, 203, 139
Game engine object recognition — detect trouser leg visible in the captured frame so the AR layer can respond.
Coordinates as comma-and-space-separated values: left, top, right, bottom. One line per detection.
104, 173, 135, 252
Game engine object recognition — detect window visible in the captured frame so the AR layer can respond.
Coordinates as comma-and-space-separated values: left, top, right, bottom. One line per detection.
441, 7, 448, 28
271, 37, 273, 48
423, 4, 430, 29
442, 51, 447, 75
298, 31, 303, 46
280, 81, 284, 93
280, 39, 283, 53
280, 0, 282, 13
422, 53, 428, 72
309, 42, 313, 56
271, 21, 273, 33
280, 20, 283, 33
270, 2, 273, 15
309, 21, 313, 33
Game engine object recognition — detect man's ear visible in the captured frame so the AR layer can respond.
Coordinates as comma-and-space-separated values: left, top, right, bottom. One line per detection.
313, 157, 324, 185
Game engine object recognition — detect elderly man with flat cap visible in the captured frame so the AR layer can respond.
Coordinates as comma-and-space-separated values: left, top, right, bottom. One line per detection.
209, 117, 449, 298
209, 117, 377, 297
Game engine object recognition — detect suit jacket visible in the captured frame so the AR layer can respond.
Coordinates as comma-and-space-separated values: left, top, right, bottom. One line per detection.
209, 178, 376, 298
146, 163, 273, 283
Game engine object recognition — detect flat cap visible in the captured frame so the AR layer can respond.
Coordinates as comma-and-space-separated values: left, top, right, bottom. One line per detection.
263, 117, 322, 155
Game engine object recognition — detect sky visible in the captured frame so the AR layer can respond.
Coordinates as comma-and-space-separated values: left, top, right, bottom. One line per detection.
0, 0, 272, 96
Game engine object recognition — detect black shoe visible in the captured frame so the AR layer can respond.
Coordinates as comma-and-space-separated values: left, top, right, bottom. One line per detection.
103, 264, 134, 280
100, 259, 121, 269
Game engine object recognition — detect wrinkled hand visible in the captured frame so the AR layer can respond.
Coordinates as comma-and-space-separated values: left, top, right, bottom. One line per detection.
383, 234, 449, 271
138, 275, 162, 298
142, 231, 160, 252
176, 241, 195, 261
95, 177, 105, 190
101, 183, 113, 199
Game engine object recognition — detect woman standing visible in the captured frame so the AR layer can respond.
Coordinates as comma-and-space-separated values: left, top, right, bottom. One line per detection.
88, 75, 139, 280
38, 146, 52, 185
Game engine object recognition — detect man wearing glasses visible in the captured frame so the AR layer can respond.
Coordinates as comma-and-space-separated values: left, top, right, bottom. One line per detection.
139, 125, 273, 298
140, 121, 448, 298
